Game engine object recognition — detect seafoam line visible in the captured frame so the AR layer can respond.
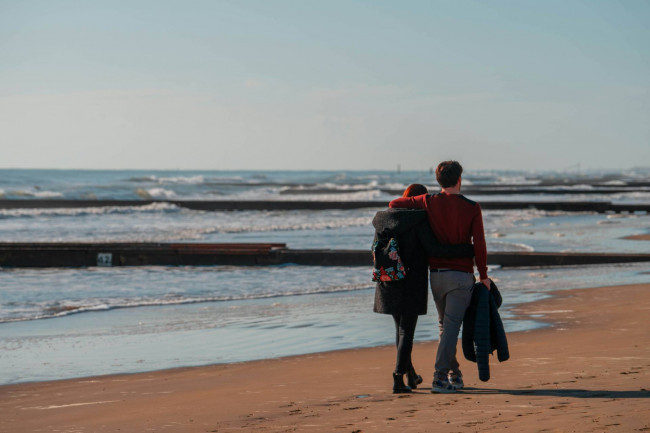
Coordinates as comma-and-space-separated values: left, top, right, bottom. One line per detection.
21, 400, 119, 410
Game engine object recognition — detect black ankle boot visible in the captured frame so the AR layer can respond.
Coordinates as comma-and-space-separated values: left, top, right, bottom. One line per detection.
392, 373, 412, 394
407, 367, 423, 389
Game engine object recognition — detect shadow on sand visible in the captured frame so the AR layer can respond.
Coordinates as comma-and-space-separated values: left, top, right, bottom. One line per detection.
457, 387, 650, 399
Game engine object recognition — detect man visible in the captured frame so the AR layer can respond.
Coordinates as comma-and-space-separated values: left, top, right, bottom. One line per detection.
389, 160, 489, 393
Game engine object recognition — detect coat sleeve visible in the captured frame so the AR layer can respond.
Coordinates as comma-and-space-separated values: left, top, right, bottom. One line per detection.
415, 222, 474, 258
474, 283, 492, 382
389, 194, 427, 209
489, 294, 510, 362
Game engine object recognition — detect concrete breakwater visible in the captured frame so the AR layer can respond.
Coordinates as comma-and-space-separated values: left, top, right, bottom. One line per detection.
1, 242, 649, 268
0, 199, 648, 213
281, 186, 650, 196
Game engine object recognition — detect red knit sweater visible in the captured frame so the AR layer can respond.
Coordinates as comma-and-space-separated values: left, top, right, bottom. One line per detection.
389, 192, 488, 279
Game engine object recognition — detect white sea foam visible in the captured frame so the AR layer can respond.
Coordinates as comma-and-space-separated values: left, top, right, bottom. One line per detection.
303, 181, 379, 191
482, 209, 548, 229
129, 175, 159, 182
134, 188, 178, 199
129, 174, 244, 185
216, 215, 373, 233
546, 184, 595, 190
9, 189, 64, 198
381, 182, 410, 190
0, 202, 181, 218
156, 175, 205, 185
495, 176, 541, 185
207, 176, 249, 184
35, 191, 64, 198
611, 191, 650, 203
487, 241, 535, 252
147, 188, 177, 199
164, 212, 374, 238
232, 187, 384, 201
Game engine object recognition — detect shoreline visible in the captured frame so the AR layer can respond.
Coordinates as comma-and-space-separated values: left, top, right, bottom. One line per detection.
1, 283, 649, 432
624, 234, 650, 241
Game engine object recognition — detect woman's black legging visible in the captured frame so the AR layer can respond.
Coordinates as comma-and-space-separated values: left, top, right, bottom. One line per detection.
392, 314, 418, 374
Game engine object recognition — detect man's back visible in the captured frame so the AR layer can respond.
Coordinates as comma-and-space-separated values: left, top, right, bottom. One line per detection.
389, 192, 487, 280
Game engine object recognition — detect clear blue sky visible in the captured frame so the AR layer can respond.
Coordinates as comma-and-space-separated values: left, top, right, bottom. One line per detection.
1, 0, 648, 171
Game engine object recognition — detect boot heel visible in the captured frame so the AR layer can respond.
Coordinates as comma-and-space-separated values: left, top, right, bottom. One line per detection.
392, 373, 412, 394
407, 368, 423, 389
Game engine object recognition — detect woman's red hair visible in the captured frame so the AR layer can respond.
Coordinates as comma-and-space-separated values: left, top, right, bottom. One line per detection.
403, 184, 428, 197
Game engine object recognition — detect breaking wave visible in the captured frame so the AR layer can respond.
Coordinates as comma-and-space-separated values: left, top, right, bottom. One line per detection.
0, 202, 182, 219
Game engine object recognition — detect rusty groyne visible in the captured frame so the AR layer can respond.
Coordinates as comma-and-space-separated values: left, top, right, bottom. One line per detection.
1, 243, 649, 268
0, 199, 647, 213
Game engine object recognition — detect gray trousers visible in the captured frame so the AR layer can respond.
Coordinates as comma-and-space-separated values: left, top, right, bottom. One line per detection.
430, 270, 475, 379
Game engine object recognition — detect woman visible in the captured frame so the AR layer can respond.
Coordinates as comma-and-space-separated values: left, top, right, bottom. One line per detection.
372, 184, 474, 393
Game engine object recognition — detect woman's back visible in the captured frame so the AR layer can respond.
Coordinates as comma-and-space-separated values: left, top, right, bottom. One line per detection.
372, 208, 432, 316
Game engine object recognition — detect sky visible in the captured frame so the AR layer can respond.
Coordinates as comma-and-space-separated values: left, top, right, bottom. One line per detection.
0, 0, 648, 171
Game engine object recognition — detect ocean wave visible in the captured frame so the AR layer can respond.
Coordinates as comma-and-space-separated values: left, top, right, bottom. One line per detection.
494, 176, 541, 185
0, 208, 376, 242
235, 188, 384, 201
486, 241, 535, 252
216, 215, 373, 234
543, 184, 595, 191
128, 175, 206, 184
135, 188, 177, 199
482, 208, 549, 228
157, 214, 374, 239
157, 175, 205, 185
0, 282, 372, 323
381, 182, 410, 191
128, 175, 158, 182
8, 189, 64, 198
128, 175, 245, 185
279, 181, 383, 195
611, 191, 650, 203
0, 202, 182, 219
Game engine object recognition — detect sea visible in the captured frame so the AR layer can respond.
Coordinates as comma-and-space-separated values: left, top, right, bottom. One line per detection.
1, 168, 649, 385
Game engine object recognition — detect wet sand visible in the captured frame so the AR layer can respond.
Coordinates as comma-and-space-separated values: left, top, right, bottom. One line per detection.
624, 234, 650, 241
1, 283, 649, 433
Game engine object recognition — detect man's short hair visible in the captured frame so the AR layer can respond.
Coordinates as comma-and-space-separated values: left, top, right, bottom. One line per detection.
436, 160, 463, 188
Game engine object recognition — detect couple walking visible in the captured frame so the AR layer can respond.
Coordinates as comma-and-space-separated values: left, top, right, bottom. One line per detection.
372, 160, 490, 394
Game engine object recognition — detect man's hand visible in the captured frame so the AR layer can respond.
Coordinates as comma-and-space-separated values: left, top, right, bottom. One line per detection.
481, 277, 491, 290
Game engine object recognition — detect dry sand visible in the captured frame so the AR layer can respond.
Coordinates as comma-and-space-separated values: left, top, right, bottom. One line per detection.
1, 283, 649, 433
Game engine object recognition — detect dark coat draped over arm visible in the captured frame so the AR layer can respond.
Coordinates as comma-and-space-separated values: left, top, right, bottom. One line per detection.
462, 281, 509, 382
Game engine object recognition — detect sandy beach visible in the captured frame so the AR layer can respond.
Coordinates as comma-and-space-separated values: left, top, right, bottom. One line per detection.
3, 0, 649, 429
0, 282, 648, 432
